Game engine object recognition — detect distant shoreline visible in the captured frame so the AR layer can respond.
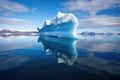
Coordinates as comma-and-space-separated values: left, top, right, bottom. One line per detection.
0, 29, 39, 37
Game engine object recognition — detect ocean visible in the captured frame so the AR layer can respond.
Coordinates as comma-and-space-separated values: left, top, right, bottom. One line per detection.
0, 34, 120, 80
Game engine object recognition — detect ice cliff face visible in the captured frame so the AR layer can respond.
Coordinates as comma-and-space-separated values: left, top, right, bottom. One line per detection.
38, 12, 78, 38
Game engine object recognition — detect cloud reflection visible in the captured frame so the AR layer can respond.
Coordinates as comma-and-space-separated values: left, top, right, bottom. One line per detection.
76, 40, 120, 53
0, 56, 29, 71
38, 35, 120, 75
75, 37, 120, 75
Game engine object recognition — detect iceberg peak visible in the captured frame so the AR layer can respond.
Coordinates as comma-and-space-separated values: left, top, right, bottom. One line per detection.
45, 20, 51, 25
55, 11, 78, 26
43, 11, 78, 27
57, 11, 66, 18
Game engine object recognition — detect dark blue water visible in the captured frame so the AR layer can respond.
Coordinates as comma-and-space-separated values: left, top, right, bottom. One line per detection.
0, 35, 120, 80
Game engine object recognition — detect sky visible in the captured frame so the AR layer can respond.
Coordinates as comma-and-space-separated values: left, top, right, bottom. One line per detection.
0, 0, 120, 32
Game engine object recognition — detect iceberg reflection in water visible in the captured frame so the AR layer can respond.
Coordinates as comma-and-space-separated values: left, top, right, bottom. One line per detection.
38, 35, 120, 75
0, 35, 120, 80
38, 36, 78, 65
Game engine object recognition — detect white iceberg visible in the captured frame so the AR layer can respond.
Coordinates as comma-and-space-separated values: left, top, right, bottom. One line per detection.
37, 12, 78, 38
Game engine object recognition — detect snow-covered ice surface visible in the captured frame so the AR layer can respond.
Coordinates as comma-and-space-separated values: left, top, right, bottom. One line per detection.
38, 12, 78, 38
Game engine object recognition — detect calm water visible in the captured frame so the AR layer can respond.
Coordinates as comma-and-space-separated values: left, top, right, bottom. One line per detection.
0, 35, 120, 80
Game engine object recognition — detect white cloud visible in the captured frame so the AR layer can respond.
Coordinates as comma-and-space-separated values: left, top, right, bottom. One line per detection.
63, 0, 120, 28
63, 0, 120, 14
0, 17, 31, 25
78, 15, 120, 27
31, 8, 38, 13
1, 11, 14, 16
0, 0, 29, 13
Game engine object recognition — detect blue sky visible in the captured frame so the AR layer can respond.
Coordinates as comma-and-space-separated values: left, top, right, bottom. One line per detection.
0, 0, 120, 32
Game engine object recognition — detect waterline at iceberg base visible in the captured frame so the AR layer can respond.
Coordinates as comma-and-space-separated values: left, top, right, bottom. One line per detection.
37, 12, 78, 38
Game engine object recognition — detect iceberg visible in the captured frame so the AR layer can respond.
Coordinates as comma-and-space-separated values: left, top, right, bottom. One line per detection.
37, 12, 78, 38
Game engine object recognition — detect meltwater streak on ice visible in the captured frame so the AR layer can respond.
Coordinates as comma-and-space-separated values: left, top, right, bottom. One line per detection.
37, 12, 78, 38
